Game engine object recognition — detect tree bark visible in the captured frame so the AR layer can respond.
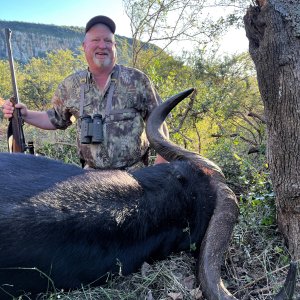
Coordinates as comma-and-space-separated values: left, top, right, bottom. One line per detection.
244, 0, 300, 258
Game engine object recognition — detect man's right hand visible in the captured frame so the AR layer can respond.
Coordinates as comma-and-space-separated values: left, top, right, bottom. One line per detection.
2, 99, 28, 119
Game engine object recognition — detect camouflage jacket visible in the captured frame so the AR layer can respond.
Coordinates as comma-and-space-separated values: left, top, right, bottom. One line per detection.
47, 64, 162, 169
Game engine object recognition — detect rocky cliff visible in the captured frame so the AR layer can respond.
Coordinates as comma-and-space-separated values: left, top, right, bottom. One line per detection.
0, 20, 131, 63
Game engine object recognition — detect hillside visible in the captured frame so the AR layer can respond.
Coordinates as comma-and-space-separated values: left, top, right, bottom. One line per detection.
0, 20, 132, 63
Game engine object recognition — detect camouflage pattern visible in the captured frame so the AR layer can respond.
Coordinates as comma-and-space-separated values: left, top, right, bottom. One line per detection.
47, 64, 162, 169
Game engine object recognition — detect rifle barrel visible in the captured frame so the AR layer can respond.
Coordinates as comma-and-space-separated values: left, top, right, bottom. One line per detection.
5, 28, 20, 104
4, 28, 30, 154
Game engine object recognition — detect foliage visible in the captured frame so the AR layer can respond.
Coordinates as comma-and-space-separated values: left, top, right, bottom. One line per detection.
25, 124, 80, 166
0, 60, 12, 98
123, 0, 241, 66
22, 49, 86, 110
189, 52, 265, 161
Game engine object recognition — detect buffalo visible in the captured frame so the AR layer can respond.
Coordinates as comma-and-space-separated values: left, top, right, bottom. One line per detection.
0, 89, 296, 299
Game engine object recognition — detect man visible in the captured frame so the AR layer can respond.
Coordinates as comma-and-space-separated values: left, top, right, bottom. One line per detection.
2, 15, 168, 170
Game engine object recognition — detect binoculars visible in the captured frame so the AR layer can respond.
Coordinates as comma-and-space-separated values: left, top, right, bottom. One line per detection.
80, 114, 104, 144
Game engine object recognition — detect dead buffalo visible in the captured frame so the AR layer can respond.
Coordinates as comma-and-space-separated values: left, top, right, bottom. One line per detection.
0, 89, 296, 300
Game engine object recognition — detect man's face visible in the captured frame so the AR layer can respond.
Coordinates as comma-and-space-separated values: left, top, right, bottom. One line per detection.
83, 24, 116, 71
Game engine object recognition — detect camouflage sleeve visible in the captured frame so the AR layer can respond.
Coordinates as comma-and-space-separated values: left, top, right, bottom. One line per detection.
137, 74, 162, 120
140, 74, 169, 139
46, 80, 73, 130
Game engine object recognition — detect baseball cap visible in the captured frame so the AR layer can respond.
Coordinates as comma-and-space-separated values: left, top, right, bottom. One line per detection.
85, 15, 116, 33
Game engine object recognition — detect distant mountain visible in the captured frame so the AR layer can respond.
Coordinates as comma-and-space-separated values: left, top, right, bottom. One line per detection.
0, 20, 133, 63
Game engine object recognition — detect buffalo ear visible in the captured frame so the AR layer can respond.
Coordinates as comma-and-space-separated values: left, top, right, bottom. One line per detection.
171, 165, 188, 185
175, 173, 187, 184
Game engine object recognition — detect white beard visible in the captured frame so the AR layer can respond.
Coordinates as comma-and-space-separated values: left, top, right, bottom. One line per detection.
93, 56, 112, 68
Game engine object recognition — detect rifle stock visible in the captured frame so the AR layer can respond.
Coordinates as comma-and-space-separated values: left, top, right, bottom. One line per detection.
5, 28, 33, 154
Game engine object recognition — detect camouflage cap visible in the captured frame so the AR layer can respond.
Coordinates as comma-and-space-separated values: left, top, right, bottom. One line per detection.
85, 15, 116, 33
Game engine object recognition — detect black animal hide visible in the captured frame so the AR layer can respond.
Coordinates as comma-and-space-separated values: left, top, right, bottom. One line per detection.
0, 153, 215, 298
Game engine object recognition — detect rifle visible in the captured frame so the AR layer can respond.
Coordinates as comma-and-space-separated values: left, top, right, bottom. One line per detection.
5, 28, 34, 154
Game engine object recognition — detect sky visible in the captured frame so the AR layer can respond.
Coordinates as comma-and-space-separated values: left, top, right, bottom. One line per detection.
0, 0, 249, 55
0, 0, 131, 36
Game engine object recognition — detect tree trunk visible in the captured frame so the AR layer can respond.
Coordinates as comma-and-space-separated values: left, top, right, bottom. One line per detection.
244, 0, 300, 259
